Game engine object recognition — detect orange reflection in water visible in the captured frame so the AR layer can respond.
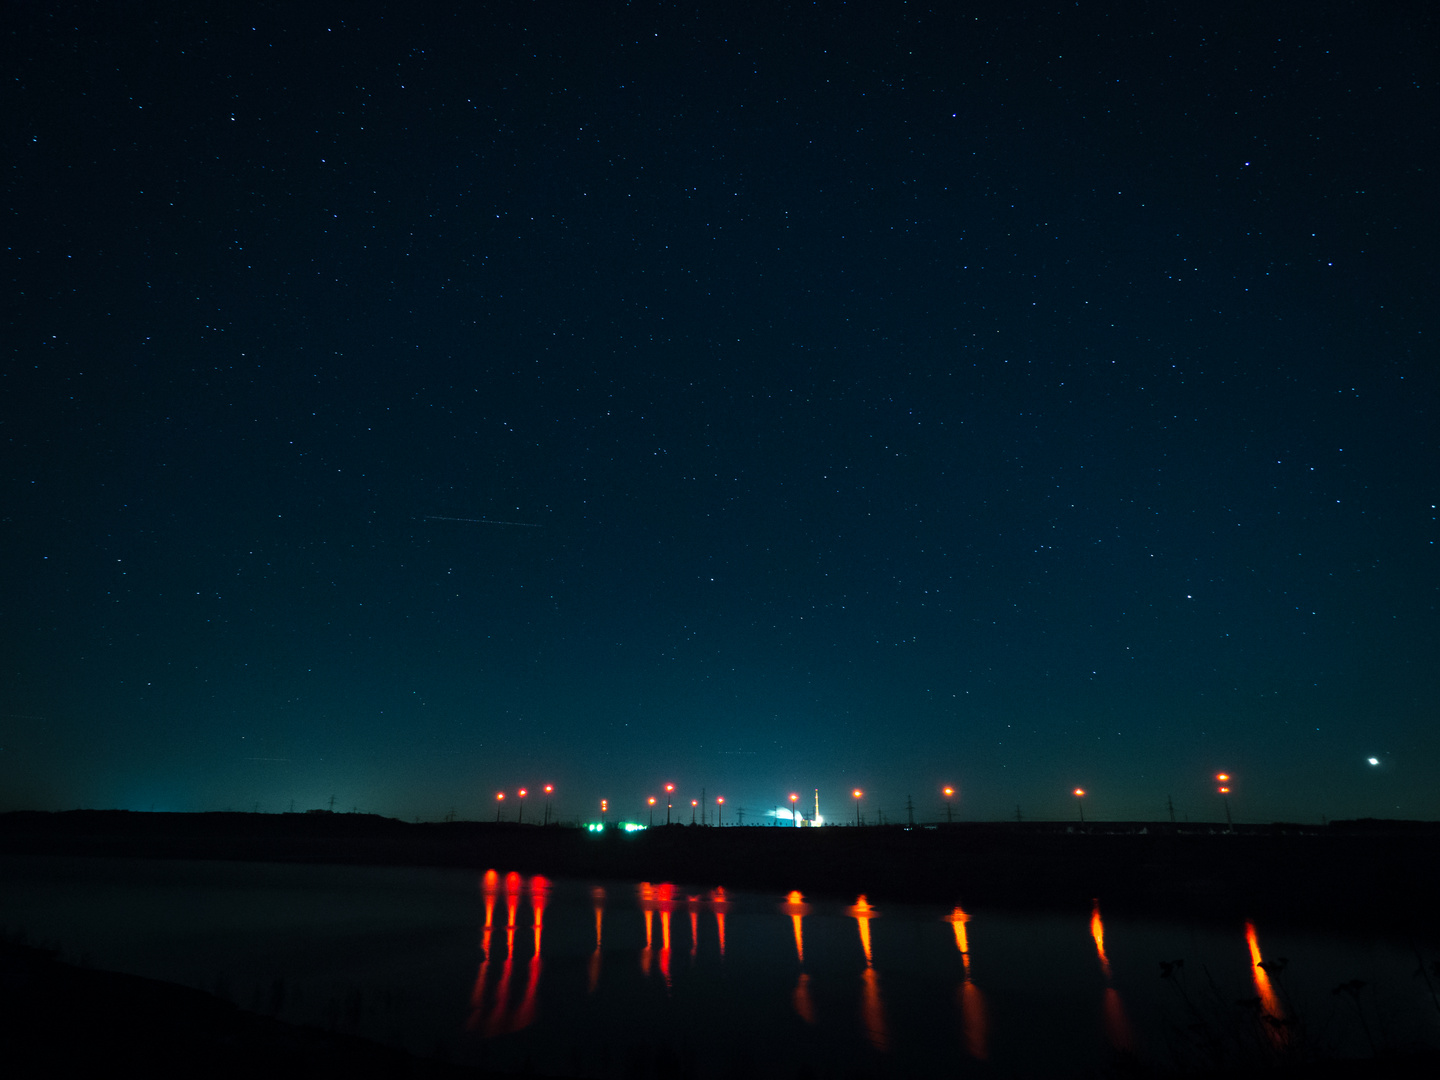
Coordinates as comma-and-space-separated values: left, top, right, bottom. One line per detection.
689, 902, 699, 961
479, 873, 525, 1036
848, 894, 879, 966
638, 882, 654, 975
529, 875, 550, 957
510, 875, 549, 1033
847, 895, 887, 1051
945, 906, 970, 956
1089, 900, 1133, 1050
860, 966, 889, 1051
793, 971, 816, 1024
467, 871, 503, 1028
659, 909, 672, 984
1246, 921, 1284, 1028
1090, 898, 1111, 978
1103, 986, 1133, 1052
588, 888, 604, 994
711, 887, 728, 958
945, 906, 987, 1059
783, 891, 810, 965
637, 882, 678, 985
959, 978, 988, 1060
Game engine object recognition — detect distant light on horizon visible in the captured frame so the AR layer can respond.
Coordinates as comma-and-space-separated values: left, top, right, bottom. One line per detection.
1368, 757, 1380, 766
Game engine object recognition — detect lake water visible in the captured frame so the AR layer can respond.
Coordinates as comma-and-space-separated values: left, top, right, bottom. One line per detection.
2, 855, 1435, 1076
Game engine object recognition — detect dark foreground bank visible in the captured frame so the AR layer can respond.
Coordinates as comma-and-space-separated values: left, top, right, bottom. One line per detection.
3, 811, 1439, 935
0, 935, 563, 1079
4, 934, 1437, 1080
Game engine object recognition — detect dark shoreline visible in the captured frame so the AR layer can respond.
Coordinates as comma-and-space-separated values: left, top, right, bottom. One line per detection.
0, 934, 556, 1079
5, 810, 1438, 938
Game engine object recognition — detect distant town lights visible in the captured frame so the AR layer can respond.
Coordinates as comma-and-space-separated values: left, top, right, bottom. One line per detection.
1367, 757, 1380, 766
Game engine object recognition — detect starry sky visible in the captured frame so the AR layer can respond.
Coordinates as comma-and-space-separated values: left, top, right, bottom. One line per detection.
4, 2, 1436, 824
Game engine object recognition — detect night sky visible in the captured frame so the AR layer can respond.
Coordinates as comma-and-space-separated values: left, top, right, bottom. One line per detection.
4, 3, 1436, 825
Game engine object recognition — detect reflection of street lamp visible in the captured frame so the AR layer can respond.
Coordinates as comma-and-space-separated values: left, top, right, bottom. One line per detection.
517, 788, 528, 825
1073, 788, 1086, 823
790, 793, 800, 826
543, 784, 554, 826
943, 786, 955, 824
647, 797, 656, 827
1216, 773, 1233, 827
853, 789, 863, 826
495, 792, 505, 822
665, 783, 675, 825
717, 796, 724, 826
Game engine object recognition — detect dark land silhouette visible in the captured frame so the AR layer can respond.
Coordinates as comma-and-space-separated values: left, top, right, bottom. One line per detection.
4, 811, 1438, 934
0, 933, 553, 1079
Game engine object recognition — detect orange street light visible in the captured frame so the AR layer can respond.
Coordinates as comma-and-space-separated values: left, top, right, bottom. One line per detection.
790, 793, 800, 827
665, 784, 675, 825
600, 798, 608, 825
1216, 772, 1234, 827
495, 792, 505, 822
691, 798, 698, 824
717, 796, 725, 827
517, 788, 528, 825
542, 785, 555, 826
853, 789, 863, 826
1073, 788, 1086, 822
943, 786, 955, 824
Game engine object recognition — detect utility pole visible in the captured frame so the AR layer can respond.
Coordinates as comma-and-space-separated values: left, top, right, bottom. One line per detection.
1167, 795, 1176, 823
702, 787, 706, 826
906, 794, 915, 828
328, 795, 336, 812
1014, 804, 1023, 823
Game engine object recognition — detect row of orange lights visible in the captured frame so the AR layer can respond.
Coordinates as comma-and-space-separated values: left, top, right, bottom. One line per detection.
493, 784, 555, 801
493, 776, 1234, 819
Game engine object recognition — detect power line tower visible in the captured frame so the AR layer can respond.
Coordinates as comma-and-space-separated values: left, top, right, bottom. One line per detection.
736, 807, 745, 826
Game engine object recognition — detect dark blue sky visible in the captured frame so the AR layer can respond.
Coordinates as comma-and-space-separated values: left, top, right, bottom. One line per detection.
4, 2, 1435, 824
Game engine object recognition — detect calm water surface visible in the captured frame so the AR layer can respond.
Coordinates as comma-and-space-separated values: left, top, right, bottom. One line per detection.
2, 856, 1434, 1077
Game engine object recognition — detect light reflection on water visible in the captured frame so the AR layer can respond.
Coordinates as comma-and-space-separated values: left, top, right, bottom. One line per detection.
0, 857, 1430, 1077
947, 905, 989, 1060
1247, 918, 1289, 1047
1090, 899, 1134, 1052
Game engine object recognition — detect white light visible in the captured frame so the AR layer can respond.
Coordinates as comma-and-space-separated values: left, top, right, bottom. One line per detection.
1367, 757, 1380, 766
